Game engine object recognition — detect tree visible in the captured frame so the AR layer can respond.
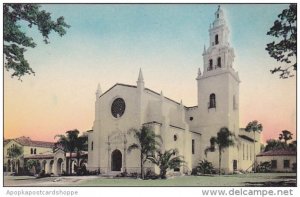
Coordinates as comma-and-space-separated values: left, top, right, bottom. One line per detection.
7, 144, 23, 173
266, 4, 297, 79
127, 126, 161, 179
264, 139, 287, 152
205, 127, 235, 175
55, 129, 87, 174
147, 149, 185, 179
279, 130, 293, 144
4, 4, 70, 80
24, 159, 41, 174
245, 120, 263, 172
288, 140, 297, 151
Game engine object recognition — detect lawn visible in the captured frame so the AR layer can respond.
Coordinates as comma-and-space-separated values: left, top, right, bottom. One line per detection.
76, 173, 296, 187
4, 173, 296, 187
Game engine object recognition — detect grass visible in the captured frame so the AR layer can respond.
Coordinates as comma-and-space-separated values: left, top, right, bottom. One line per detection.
4, 173, 296, 187
76, 173, 296, 187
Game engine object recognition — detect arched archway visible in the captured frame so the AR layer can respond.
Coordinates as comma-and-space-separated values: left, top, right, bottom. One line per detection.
42, 160, 47, 171
12, 160, 16, 172
80, 159, 87, 168
16, 160, 20, 174
49, 160, 54, 174
57, 158, 63, 175
70, 160, 77, 174
7, 160, 11, 172
111, 149, 122, 171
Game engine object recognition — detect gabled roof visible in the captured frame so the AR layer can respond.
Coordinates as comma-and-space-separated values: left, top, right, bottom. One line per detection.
238, 135, 256, 142
99, 83, 137, 98
9, 136, 55, 148
257, 149, 296, 157
4, 139, 11, 146
99, 83, 196, 108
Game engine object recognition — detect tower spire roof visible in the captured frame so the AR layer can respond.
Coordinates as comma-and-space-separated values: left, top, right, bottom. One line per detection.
137, 68, 144, 82
213, 5, 226, 27
198, 67, 202, 76
96, 83, 102, 96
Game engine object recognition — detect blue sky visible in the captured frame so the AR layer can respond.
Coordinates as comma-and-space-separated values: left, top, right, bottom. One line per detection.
4, 4, 296, 142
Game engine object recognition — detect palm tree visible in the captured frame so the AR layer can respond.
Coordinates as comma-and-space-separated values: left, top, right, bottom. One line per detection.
7, 145, 23, 173
127, 126, 161, 179
55, 129, 88, 174
205, 127, 235, 175
147, 149, 185, 179
279, 130, 293, 144
245, 120, 263, 172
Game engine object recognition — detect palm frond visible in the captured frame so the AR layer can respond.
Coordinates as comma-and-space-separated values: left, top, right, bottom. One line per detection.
204, 146, 215, 157
127, 143, 140, 153
146, 155, 159, 165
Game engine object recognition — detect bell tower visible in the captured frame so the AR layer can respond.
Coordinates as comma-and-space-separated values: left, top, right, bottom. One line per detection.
202, 5, 235, 74
197, 6, 240, 172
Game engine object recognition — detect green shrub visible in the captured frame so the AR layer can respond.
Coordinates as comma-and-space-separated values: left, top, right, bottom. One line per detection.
193, 160, 216, 175
256, 161, 272, 173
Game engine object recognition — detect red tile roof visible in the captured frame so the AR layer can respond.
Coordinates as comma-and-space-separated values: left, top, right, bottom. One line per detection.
11, 136, 54, 148
24, 154, 54, 159
66, 151, 88, 158
257, 149, 296, 157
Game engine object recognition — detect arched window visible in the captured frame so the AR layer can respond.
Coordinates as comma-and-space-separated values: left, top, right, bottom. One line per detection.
217, 57, 221, 67
30, 148, 33, 154
208, 59, 213, 71
91, 141, 94, 151
173, 135, 178, 141
215, 34, 219, 45
243, 144, 245, 160
233, 95, 237, 110
209, 93, 216, 108
34, 149, 36, 154
192, 139, 195, 154
246, 145, 248, 160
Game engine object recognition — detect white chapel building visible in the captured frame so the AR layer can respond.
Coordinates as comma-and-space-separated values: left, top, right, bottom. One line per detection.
87, 6, 261, 174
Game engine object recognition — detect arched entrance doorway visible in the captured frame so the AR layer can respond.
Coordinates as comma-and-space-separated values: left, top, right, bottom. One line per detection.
111, 149, 122, 171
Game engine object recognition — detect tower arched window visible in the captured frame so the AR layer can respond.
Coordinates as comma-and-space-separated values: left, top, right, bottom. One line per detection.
34, 149, 36, 154
217, 57, 221, 67
233, 95, 237, 110
91, 141, 94, 151
215, 34, 219, 45
31, 148, 33, 154
208, 59, 213, 71
209, 93, 216, 109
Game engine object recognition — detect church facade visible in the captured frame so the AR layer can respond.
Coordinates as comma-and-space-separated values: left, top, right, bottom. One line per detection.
87, 6, 261, 175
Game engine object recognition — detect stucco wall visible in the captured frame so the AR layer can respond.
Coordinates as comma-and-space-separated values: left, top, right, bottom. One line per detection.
257, 155, 296, 172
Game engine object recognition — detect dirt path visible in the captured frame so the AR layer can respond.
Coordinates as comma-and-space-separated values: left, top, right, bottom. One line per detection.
4, 176, 99, 187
